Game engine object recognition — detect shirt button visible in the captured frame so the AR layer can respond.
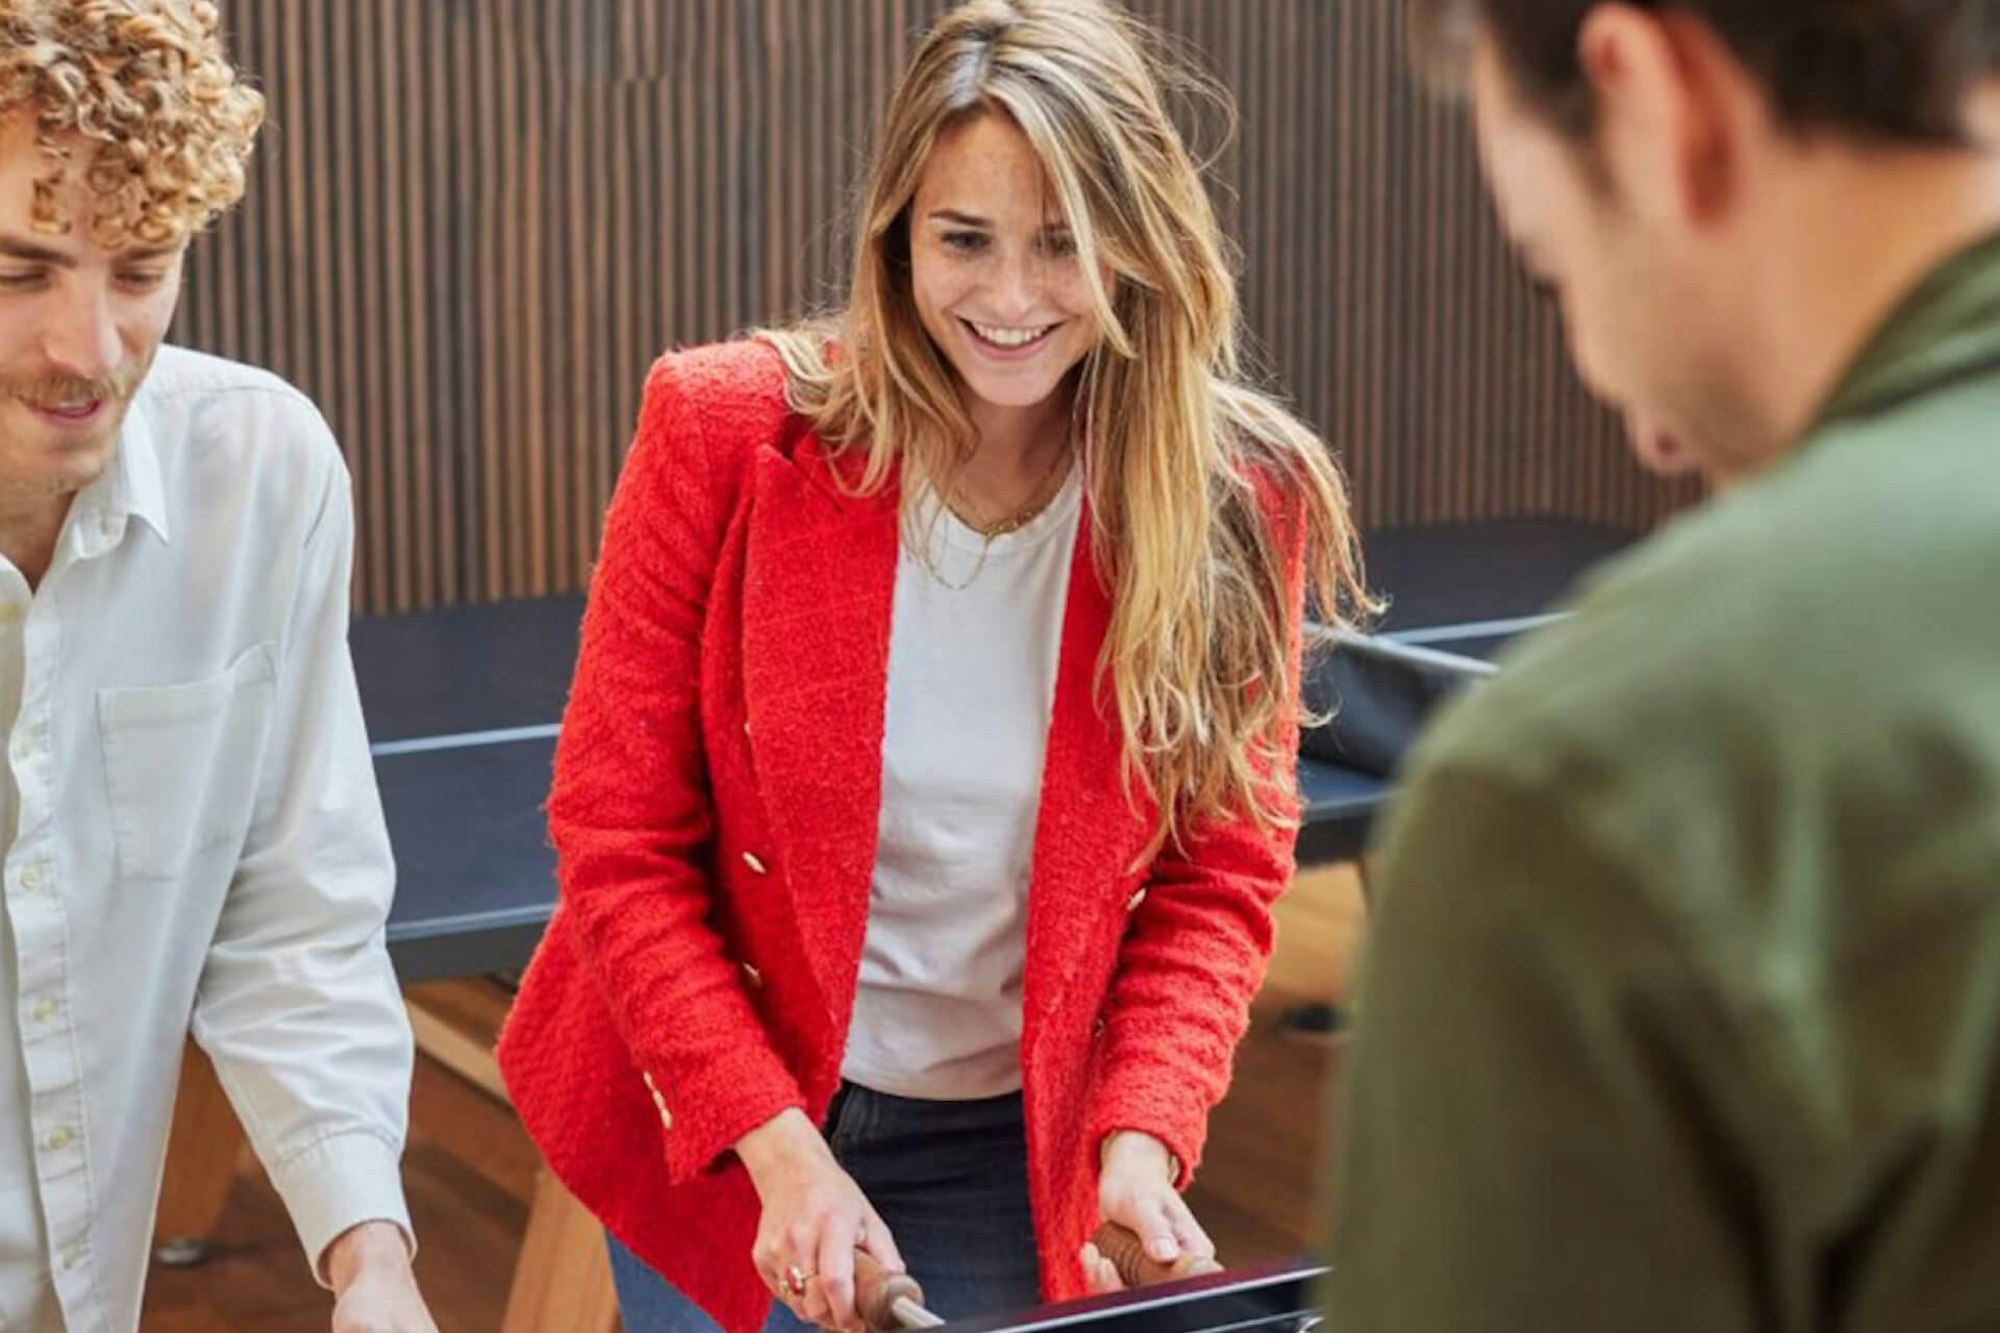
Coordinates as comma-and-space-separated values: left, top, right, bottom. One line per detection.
741, 852, 768, 875
60, 1243, 81, 1270
31, 999, 55, 1023
46, 1127, 73, 1151
0, 603, 19, 625
20, 866, 42, 891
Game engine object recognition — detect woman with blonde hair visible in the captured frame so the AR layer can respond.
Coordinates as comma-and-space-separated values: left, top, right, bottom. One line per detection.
497, 1, 1365, 1329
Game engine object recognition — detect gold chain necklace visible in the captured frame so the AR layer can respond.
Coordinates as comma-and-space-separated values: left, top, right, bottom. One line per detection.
948, 439, 1073, 538
927, 442, 1074, 591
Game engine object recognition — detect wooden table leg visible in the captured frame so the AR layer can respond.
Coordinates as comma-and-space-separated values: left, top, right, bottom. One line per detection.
1279, 858, 1373, 1041
153, 1041, 248, 1266
404, 982, 622, 1333
501, 1168, 621, 1333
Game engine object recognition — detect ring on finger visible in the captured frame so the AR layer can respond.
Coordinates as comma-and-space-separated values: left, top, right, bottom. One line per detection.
785, 1263, 814, 1298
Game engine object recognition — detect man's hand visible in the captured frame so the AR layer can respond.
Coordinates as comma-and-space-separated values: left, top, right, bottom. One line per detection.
325, 1221, 438, 1333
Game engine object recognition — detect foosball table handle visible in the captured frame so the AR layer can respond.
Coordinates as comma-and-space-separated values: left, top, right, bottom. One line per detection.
847, 1221, 1224, 1329
853, 1248, 944, 1329
1090, 1221, 1226, 1287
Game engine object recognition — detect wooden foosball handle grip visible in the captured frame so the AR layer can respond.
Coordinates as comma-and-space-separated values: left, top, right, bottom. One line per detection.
1091, 1221, 1225, 1288
853, 1248, 933, 1330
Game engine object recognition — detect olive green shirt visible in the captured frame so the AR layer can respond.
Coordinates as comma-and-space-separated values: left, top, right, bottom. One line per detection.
1324, 231, 2000, 1331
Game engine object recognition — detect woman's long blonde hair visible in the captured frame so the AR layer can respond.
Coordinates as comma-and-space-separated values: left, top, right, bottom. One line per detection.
762, 0, 1369, 844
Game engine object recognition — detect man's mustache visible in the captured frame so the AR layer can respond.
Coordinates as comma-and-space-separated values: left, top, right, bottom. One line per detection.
0, 366, 144, 409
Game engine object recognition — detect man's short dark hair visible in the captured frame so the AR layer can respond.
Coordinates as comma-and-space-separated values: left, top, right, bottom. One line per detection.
1411, 0, 2000, 144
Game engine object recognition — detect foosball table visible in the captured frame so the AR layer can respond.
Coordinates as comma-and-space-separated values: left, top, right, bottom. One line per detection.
908, 1262, 1326, 1332
850, 1225, 1326, 1332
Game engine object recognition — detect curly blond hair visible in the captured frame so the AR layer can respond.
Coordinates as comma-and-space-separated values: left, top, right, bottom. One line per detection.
0, 0, 264, 246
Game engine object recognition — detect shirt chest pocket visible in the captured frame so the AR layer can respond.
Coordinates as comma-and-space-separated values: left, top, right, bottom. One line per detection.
96, 642, 278, 881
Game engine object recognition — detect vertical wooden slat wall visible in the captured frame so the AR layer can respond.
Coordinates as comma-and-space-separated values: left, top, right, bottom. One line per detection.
174, 0, 1694, 617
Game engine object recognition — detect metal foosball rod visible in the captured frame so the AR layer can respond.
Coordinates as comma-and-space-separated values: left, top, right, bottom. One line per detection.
851, 1221, 1224, 1330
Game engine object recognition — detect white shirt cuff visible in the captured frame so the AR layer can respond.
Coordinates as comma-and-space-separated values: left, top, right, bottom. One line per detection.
264, 1129, 415, 1287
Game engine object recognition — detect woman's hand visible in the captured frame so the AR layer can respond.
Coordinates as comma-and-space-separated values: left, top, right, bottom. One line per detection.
1081, 1129, 1215, 1294
737, 1108, 904, 1330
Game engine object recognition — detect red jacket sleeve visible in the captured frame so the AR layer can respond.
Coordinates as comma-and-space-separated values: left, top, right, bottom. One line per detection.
1084, 487, 1308, 1185
547, 352, 804, 1183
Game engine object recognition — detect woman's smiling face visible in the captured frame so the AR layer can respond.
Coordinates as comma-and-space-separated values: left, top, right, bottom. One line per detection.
908, 112, 1101, 420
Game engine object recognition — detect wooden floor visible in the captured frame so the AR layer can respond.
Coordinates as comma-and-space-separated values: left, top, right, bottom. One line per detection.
139, 864, 1366, 1331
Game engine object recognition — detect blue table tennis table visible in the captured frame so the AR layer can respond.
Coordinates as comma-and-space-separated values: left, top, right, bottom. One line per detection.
365, 517, 1633, 983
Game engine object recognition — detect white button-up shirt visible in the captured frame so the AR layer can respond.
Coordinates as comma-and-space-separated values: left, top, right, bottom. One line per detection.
0, 346, 413, 1332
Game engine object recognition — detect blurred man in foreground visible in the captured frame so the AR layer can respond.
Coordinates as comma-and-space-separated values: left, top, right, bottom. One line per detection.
1327, 4, 2000, 1328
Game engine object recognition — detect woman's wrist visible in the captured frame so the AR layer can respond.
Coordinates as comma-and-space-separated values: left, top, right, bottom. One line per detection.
1099, 1128, 1180, 1185
735, 1106, 825, 1183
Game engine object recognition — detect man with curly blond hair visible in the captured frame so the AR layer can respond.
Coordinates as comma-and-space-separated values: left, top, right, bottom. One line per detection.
0, 4, 435, 1330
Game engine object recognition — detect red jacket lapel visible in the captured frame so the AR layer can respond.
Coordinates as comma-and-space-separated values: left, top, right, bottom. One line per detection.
740, 434, 900, 1021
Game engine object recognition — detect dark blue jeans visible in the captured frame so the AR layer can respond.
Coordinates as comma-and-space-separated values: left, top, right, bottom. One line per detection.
608, 1083, 1041, 1331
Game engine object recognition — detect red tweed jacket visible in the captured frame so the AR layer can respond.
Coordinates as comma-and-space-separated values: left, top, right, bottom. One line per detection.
496, 340, 1304, 1333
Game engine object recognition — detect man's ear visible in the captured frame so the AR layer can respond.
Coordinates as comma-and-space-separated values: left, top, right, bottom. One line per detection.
1577, 4, 1741, 226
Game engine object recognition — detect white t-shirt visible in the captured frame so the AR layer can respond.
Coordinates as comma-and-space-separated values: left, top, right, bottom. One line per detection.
840, 463, 1083, 1099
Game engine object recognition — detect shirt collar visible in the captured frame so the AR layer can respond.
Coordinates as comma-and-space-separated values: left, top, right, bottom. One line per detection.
68, 390, 170, 558
1810, 225, 2000, 433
